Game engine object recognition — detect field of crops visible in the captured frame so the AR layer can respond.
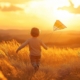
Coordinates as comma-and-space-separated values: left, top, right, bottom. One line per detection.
0, 40, 80, 80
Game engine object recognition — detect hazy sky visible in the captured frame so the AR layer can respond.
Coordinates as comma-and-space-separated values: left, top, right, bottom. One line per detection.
0, 0, 80, 30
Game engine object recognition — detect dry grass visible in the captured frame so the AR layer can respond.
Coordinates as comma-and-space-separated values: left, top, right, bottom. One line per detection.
0, 40, 80, 80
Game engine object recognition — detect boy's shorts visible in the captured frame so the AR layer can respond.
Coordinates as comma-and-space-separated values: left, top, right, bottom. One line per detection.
30, 55, 41, 68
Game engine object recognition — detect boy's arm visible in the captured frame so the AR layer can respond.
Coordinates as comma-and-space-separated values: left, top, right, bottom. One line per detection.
40, 41, 48, 50
16, 40, 29, 53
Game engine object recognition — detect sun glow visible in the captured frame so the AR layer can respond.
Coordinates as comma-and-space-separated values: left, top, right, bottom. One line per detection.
54, 10, 74, 21
24, 0, 72, 22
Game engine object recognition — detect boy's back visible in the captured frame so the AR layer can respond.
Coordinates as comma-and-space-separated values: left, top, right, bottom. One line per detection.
28, 38, 41, 56
20, 37, 47, 56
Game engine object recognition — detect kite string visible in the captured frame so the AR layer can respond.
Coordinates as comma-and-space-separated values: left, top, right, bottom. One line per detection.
54, 31, 63, 42
47, 31, 63, 46
46, 32, 53, 44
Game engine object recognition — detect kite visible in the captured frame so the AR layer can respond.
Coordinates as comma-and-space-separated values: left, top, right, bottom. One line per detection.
53, 20, 67, 31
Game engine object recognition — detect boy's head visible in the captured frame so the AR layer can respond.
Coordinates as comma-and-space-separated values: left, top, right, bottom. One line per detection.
31, 27, 39, 37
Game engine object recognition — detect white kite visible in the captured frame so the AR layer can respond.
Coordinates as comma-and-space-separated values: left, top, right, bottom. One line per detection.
53, 20, 67, 31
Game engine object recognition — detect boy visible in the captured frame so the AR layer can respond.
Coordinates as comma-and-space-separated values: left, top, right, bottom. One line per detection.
16, 27, 47, 71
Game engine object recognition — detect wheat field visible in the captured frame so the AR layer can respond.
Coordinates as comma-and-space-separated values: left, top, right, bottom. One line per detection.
0, 40, 80, 80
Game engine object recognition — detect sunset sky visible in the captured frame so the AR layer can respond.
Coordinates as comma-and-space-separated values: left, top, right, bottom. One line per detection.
0, 0, 80, 30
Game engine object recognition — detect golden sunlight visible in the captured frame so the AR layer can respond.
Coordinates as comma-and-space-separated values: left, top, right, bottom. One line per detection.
54, 10, 74, 21
24, 0, 71, 26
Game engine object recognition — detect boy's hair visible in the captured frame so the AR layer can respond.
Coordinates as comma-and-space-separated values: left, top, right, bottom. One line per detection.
31, 27, 39, 37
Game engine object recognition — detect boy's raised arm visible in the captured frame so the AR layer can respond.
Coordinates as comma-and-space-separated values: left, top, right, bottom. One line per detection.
40, 41, 48, 50
16, 40, 29, 53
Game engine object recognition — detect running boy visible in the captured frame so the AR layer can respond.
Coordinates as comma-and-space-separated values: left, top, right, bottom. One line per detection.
16, 27, 47, 71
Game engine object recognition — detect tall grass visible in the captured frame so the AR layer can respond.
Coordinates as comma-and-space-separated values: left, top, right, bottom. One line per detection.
0, 40, 80, 80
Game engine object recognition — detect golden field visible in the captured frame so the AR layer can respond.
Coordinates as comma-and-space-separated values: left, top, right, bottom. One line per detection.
0, 40, 80, 80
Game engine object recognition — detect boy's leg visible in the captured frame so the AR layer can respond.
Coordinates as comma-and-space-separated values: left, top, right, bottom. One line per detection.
36, 56, 41, 70
30, 55, 37, 71
30, 55, 41, 72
